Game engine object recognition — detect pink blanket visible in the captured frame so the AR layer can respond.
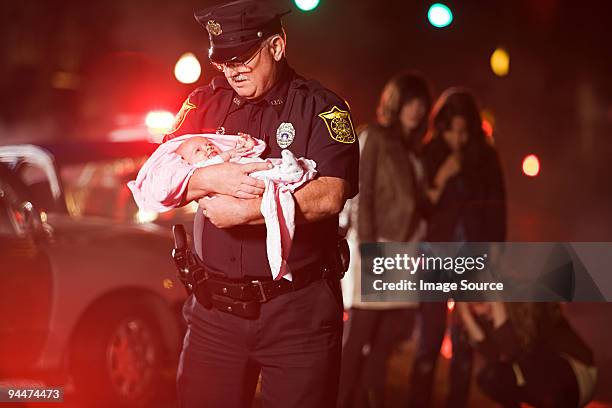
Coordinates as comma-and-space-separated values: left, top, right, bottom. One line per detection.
127, 134, 317, 281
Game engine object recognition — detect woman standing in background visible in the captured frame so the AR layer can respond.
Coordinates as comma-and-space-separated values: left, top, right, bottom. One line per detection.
338, 72, 432, 408
409, 88, 507, 408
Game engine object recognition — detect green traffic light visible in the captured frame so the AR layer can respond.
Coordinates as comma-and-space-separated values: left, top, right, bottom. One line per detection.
294, 0, 320, 12
428, 3, 453, 28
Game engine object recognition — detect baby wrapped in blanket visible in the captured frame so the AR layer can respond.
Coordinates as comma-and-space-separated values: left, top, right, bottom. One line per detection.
127, 133, 317, 280
176, 133, 256, 166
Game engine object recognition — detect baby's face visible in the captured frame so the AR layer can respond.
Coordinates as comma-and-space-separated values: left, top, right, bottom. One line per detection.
178, 137, 221, 164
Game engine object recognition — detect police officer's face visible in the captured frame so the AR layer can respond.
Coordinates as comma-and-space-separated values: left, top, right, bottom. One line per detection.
223, 35, 286, 100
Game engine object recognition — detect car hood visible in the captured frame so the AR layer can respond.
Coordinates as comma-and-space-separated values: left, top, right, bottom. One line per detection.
46, 213, 173, 241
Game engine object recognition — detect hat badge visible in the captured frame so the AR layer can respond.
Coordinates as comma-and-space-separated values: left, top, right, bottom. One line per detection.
206, 20, 223, 36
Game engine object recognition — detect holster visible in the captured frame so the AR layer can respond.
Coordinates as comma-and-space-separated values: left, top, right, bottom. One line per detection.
331, 235, 350, 280
172, 225, 212, 308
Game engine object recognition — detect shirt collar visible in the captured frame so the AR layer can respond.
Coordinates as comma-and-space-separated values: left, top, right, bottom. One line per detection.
262, 61, 292, 111
230, 61, 294, 114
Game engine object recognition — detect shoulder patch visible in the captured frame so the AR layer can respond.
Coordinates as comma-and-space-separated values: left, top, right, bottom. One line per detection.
169, 97, 197, 134
318, 106, 356, 144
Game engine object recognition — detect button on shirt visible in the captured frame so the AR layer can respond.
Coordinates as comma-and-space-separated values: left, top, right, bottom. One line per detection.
164, 62, 359, 279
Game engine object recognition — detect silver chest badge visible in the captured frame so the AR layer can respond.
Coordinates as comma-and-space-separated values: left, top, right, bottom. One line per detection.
276, 122, 295, 148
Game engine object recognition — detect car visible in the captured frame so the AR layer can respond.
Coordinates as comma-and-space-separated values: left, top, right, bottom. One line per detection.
0, 142, 193, 407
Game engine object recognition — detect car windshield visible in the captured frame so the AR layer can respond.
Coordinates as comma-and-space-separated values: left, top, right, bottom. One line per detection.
59, 157, 197, 224
2, 144, 197, 225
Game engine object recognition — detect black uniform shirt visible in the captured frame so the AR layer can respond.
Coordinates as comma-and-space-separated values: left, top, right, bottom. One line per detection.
164, 62, 359, 279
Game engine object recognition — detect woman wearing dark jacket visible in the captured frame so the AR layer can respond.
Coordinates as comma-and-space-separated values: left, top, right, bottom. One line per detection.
421, 89, 506, 243
337, 72, 431, 408
409, 88, 507, 408
457, 302, 597, 407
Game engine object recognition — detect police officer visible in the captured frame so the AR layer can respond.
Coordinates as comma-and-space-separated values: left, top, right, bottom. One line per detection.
161, 1, 359, 407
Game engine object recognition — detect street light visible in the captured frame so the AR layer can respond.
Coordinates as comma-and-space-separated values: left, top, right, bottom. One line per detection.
294, 0, 320, 12
490, 48, 510, 77
522, 154, 540, 177
174, 53, 201, 84
428, 3, 453, 28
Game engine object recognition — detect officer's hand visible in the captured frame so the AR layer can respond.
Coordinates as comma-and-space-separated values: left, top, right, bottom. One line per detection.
194, 161, 271, 199
199, 195, 259, 228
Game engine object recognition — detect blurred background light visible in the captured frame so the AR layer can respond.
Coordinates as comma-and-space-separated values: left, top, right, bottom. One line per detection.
490, 47, 510, 76
481, 109, 496, 140
522, 154, 540, 177
174, 53, 201, 84
162, 278, 174, 289
482, 119, 494, 138
441, 332, 453, 359
428, 3, 453, 28
145, 110, 174, 136
135, 209, 158, 224
294, 0, 320, 12
51, 71, 80, 90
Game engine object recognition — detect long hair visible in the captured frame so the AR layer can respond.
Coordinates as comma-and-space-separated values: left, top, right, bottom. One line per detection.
423, 87, 492, 181
376, 72, 432, 140
505, 303, 563, 351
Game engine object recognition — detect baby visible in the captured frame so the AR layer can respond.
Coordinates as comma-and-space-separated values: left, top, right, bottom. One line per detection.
127, 132, 318, 280
175, 133, 256, 166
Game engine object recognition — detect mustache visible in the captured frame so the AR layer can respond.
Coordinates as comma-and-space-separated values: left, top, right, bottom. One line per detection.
230, 74, 248, 82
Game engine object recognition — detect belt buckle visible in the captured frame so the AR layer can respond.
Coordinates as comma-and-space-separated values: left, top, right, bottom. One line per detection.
251, 280, 267, 303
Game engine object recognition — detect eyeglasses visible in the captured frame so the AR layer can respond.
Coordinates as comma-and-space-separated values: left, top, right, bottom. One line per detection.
211, 44, 266, 73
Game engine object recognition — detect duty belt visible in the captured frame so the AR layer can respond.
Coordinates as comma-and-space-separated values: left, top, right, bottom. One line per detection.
206, 264, 328, 301
195, 263, 336, 319
171, 224, 344, 320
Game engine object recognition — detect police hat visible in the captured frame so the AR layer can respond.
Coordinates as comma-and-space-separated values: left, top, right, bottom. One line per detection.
194, 0, 290, 64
